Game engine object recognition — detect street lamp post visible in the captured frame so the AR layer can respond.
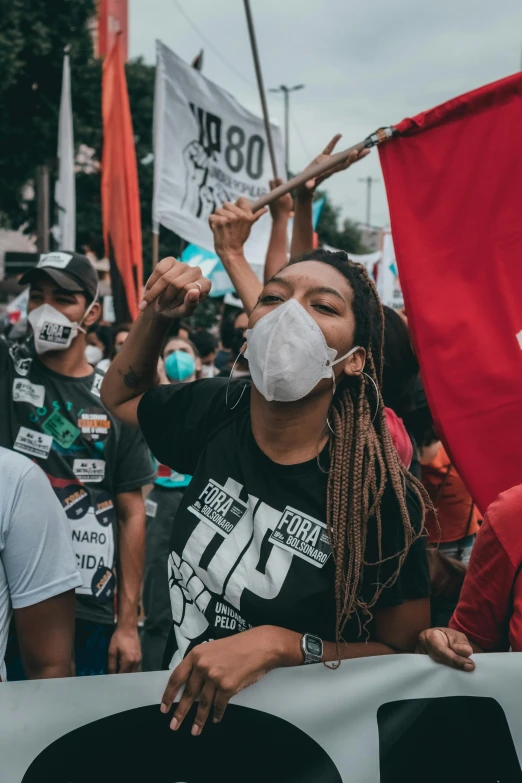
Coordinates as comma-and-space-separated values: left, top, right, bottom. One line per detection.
269, 84, 305, 178
358, 175, 379, 227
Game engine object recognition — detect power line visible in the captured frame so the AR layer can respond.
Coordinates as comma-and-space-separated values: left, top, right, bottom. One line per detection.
172, 0, 254, 88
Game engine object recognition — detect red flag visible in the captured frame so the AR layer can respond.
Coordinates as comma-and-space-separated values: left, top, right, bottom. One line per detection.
379, 72, 522, 513
102, 34, 142, 321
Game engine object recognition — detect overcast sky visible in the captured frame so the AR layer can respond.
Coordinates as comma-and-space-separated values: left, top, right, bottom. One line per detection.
130, 0, 522, 228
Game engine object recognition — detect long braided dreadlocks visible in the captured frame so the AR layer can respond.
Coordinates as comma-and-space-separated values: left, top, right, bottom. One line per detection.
288, 249, 433, 649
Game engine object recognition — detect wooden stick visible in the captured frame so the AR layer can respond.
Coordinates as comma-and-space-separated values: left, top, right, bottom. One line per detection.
251, 141, 366, 212
243, 0, 279, 179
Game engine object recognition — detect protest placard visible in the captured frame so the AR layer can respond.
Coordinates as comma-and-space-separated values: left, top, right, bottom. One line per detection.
3, 654, 522, 782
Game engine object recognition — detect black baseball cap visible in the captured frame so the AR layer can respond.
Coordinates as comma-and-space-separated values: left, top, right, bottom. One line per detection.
19, 251, 99, 301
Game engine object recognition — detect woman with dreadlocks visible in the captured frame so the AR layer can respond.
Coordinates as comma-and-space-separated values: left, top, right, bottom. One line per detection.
102, 198, 432, 739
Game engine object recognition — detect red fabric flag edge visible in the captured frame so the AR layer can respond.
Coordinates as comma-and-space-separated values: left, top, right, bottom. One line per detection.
394, 71, 522, 136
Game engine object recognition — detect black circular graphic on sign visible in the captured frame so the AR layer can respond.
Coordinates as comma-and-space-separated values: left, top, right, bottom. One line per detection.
77, 407, 111, 442
56, 484, 90, 520
90, 566, 115, 604
93, 492, 116, 527
22, 704, 342, 783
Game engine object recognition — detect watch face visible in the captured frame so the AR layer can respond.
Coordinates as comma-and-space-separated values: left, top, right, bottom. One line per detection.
307, 637, 322, 656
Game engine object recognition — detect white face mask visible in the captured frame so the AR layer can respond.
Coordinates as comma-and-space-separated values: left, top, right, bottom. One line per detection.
28, 296, 98, 356
245, 298, 361, 402
85, 344, 104, 365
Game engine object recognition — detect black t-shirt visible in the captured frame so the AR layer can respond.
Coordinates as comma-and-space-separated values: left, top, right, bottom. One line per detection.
0, 339, 155, 624
138, 378, 429, 667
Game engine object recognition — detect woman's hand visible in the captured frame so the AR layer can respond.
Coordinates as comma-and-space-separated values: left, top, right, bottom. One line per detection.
416, 627, 476, 671
268, 178, 293, 222
209, 198, 267, 262
138, 257, 211, 317
296, 134, 370, 201
160, 626, 301, 736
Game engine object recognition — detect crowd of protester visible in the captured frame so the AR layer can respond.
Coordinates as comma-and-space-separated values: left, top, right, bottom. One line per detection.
0, 138, 513, 733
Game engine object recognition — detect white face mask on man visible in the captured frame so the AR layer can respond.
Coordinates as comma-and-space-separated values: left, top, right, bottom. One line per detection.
28, 295, 98, 356
244, 298, 361, 403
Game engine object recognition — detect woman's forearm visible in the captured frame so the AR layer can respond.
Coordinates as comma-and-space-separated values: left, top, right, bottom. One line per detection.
218, 250, 263, 316
271, 627, 396, 668
264, 216, 289, 283
101, 307, 170, 412
290, 196, 314, 257
324, 640, 394, 661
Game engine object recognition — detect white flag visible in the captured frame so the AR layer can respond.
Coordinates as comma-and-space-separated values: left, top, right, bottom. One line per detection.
153, 41, 284, 276
55, 52, 76, 251
377, 230, 404, 310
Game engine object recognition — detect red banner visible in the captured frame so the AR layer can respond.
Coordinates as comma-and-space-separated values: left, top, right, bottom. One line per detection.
379, 72, 522, 513
101, 35, 142, 321
97, 0, 128, 62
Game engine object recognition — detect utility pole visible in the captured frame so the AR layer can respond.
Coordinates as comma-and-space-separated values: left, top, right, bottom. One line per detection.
358, 175, 379, 227
36, 165, 50, 253
269, 84, 305, 178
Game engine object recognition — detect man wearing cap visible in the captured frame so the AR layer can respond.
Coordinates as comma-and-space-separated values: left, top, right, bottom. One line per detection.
0, 251, 155, 677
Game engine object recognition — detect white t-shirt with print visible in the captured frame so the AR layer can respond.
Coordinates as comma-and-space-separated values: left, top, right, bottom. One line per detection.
0, 447, 82, 681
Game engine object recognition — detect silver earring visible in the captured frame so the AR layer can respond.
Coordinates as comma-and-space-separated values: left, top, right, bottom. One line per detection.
326, 417, 335, 435
361, 371, 380, 425
225, 350, 250, 410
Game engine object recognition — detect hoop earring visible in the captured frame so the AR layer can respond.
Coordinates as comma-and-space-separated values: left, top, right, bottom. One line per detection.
225, 350, 250, 410
361, 371, 380, 425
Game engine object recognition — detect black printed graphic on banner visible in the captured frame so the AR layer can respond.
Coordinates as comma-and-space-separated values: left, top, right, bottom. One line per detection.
378, 697, 522, 782
77, 408, 111, 442
94, 492, 115, 527
188, 479, 247, 536
22, 704, 342, 783
269, 506, 331, 568
56, 484, 90, 520
181, 104, 267, 222
90, 566, 115, 604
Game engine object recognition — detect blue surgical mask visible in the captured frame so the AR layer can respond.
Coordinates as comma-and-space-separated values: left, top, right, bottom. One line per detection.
165, 350, 196, 382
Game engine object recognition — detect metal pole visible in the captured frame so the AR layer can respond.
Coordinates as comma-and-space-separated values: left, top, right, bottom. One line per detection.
36, 165, 50, 253
359, 175, 379, 227
243, 0, 279, 179
283, 87, 290, 177
269, 84, 304, 179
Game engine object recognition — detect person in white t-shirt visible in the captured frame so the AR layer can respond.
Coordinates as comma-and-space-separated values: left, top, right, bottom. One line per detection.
0, 447, 82, 681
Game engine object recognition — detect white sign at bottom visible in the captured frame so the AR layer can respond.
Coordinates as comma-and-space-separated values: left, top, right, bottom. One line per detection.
2, 654, 522, 782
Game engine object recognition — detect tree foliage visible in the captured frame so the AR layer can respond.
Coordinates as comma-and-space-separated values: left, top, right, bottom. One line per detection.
0, 0, 97, 230
315, 192, 368, 254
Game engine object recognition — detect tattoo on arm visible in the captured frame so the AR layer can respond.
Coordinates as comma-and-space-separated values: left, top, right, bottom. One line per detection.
119, 366, 146, 390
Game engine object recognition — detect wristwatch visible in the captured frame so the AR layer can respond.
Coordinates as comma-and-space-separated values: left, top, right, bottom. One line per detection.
301, 633, 323, 664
